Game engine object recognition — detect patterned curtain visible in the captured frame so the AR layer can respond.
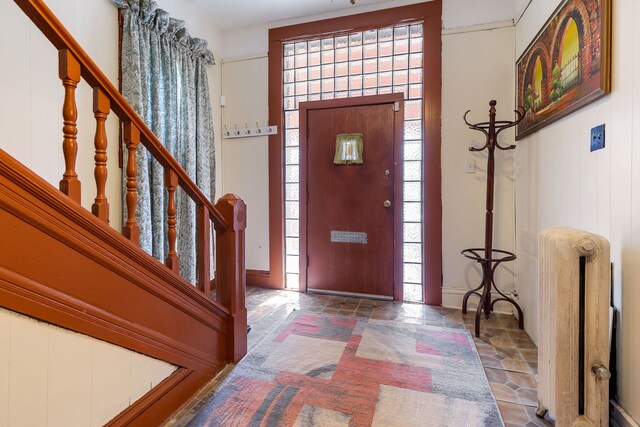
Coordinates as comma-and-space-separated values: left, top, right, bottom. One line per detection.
112, 0, 215, 284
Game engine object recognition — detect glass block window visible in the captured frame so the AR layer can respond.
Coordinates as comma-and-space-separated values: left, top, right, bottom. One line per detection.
283, 23, 425, 302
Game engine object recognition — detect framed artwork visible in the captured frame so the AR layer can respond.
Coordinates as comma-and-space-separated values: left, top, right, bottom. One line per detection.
515, 0, 611, 140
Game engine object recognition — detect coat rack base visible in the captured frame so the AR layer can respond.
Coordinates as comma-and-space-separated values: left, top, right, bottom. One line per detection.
461, 248, 524, 337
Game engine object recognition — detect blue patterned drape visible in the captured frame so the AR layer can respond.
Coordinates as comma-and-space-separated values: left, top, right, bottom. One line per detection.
113, 0, 215, 284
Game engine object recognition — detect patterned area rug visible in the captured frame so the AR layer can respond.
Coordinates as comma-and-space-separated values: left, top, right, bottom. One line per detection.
188, 311, 503, 426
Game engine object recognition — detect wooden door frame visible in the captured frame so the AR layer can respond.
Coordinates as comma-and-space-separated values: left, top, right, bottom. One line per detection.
299, 94, 405, 300
261, 1, 442, 305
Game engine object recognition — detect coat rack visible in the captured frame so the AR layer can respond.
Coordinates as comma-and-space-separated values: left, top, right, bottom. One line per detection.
461, 100, 526, 337
223, 123, 278, 139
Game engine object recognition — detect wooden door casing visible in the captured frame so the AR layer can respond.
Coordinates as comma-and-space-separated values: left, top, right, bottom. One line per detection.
299, 94, 404, 300
267, 2, 442, 305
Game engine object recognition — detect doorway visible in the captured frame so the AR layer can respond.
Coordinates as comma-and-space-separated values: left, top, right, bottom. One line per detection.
266, 2, 443, 304
299, 94, 404, 300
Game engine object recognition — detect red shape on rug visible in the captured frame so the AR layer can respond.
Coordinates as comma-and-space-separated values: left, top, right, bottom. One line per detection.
274, 312, 357, 343
415, 340, 443, 356
268, 334, 433, 426
428, 329, 473, 349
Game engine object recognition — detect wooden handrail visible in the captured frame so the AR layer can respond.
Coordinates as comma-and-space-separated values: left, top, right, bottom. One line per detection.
13, 0, 228, 232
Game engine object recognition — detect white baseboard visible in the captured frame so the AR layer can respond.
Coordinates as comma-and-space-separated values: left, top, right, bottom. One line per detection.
441, 287, 513, 314
611, 400, 639, 427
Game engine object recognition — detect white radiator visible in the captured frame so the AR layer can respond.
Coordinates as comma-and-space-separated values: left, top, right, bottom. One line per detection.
538, 228, 611, 426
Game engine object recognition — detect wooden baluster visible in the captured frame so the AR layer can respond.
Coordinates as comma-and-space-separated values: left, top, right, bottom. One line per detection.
91, 88, 110, 222
165, 169, 179, 272
122, 122, 140, 244
58, 49, 82, 203
197, 203, 211, 296
215, 194, 247, 363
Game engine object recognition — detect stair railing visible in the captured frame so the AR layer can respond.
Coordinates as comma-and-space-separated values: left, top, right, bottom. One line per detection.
12, 0, 247, 361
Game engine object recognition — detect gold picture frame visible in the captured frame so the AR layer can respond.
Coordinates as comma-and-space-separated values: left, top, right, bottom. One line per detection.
515, 0, 611, 140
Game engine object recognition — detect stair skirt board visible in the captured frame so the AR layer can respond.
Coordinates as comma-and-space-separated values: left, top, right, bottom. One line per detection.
0, 151, 232, 423
107, 368, 210, 426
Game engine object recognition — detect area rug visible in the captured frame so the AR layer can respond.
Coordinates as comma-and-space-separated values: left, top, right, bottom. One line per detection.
188, 311, 503, 426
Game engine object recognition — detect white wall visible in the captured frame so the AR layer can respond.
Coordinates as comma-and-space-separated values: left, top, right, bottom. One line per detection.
515, 0, 640, 422
221, 58, 271, 270
0, 307, 176, 426
441, 23, 516, 311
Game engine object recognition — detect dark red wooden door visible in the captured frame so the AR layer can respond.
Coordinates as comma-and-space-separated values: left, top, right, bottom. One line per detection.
306, 100, 398, 297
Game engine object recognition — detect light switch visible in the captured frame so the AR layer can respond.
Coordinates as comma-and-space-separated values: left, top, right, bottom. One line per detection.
590, 124, 605, 152
465, 159, 476, 173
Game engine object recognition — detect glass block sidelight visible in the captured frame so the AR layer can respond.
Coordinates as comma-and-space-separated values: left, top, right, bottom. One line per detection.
283, 23, 425, 301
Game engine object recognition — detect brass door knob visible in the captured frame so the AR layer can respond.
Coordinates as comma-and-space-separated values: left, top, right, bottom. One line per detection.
383, 200, 391, 208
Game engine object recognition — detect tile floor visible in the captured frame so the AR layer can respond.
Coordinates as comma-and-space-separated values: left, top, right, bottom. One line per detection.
168, 287, 552, 427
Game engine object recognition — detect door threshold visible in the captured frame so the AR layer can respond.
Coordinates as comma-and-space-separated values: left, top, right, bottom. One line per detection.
307, 288, 393, 301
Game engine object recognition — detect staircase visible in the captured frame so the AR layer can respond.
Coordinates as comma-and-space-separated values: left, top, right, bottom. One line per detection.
0, 0, 247, 424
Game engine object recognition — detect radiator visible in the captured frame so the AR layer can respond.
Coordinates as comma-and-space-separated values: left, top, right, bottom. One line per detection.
538, 228, 611, 426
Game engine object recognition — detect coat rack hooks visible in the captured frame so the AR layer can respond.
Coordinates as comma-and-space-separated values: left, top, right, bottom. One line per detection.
463, 100, 525, 151
223, 122, 278, 139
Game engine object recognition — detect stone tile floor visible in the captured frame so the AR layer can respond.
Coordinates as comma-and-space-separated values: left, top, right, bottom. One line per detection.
168, 287, 552, 426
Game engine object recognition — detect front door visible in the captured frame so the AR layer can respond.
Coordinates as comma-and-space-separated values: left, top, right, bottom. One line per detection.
300, 95, 403, 299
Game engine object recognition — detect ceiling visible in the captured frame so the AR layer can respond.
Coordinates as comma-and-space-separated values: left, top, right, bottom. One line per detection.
191, 0, 529, 32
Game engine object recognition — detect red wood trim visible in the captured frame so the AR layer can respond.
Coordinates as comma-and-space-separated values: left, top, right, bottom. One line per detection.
298, 94, 405, 299
298, 105, 309, 294
164, 169, 180, 272
92, 87, 111, 223
269, 2, 442, 41
0, 150, 230, 372
268, 1, 443, 303
122, 122, 141, 244
197, 204, 212, 296
13, 0, 228, 231
392, 98, 406, 302
246, 269, 281, 289
421, 10, 443, 305
58, 48, 81, 203
267, 39, 286, 289
214, 195, 248, 363
106, 368, 210, 427
298, 94, 404, 110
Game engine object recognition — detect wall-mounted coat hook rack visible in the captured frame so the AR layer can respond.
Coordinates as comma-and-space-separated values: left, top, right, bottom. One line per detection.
223, 122, 278, 139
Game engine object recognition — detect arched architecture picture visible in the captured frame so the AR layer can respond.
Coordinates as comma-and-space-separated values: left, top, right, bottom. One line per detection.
516, 0, 611, 139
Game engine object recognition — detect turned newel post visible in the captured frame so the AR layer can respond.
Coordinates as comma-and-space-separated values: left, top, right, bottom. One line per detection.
122, 122, 140, 244
215, 194, 247, 363
58, 49, 81, 203
165, 169, 179, 272
92, 88, 110, 222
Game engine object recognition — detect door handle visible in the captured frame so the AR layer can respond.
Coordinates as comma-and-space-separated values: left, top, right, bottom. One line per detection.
383, 200, 391, 208
384, 169, 390, 180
